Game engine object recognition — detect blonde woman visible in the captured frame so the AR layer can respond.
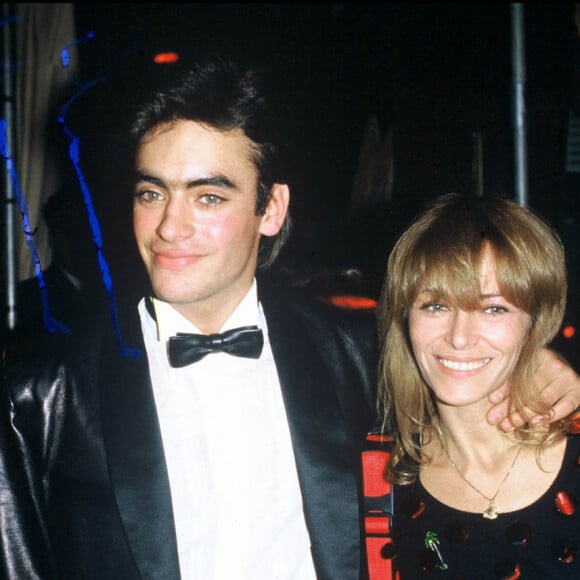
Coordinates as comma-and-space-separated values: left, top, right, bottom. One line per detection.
378, 193, 579, 578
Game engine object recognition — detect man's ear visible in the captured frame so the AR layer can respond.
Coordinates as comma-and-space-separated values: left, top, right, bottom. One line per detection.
259, 183, 290, 236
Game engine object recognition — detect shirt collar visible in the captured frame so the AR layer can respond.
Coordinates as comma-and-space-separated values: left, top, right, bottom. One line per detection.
147, 280, 260, 343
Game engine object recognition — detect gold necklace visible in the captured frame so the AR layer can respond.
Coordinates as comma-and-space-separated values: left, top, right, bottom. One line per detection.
437, 431, 523, 520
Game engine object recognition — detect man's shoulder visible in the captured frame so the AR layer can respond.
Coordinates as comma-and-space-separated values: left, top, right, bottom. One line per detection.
257, 271, 378, 349
260, 270, 375, 310
258, 270, 379, 428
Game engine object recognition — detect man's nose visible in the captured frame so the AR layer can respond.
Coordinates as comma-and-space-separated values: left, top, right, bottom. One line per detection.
156, 198, 195, 241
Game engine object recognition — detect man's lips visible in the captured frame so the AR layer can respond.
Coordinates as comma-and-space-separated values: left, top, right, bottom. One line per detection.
152, 250, 202, 269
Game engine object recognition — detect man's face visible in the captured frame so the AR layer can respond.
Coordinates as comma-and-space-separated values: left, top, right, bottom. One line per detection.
133, 120, 286, 331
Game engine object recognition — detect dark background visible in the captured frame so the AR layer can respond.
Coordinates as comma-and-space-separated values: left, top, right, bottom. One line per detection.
72, 4, 578, 255
70, 3, 579, 360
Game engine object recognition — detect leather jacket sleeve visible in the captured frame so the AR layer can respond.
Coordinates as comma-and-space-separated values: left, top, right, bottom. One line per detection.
1, 345, 59, 579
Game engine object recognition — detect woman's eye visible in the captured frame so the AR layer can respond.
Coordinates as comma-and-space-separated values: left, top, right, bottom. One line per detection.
484, 306, 507, 315
423, 303, 447, 312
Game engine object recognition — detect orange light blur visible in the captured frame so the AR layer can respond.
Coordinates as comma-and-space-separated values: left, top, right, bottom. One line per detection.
153, 52, 179, 64
563, 325, 576, 339
325, 295, 377, 310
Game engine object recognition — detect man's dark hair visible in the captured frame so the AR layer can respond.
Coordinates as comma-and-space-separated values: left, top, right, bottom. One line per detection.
128, 56, 291, 269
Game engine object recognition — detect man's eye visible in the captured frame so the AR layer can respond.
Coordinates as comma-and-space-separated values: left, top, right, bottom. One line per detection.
135, 190, 163, 202
200, 194, 223, 205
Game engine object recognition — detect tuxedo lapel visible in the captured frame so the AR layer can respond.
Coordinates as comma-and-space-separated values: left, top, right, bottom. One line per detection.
100, 324, 181, 580
260, 287, 363, 580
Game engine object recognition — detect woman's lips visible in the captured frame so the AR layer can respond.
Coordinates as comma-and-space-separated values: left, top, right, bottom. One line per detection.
436, 356, 491, 372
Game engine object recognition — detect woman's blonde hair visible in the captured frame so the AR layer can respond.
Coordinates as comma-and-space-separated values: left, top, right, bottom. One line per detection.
377, 193, 568, 483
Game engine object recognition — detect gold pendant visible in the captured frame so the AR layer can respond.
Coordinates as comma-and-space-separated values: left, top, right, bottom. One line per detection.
483, 500, 498, 519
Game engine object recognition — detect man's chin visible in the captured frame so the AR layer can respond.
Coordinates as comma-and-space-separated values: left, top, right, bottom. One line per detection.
149, 283, 199, 306
152, 293, 196, 306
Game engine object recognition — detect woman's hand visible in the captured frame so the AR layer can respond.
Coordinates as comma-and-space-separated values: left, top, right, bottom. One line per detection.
487, 347, 580, 432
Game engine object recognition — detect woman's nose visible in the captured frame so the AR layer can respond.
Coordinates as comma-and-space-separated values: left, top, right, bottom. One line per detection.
445, 310, 478, 349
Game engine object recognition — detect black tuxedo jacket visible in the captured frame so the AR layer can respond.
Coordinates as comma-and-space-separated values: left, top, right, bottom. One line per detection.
1, 280, 377, 579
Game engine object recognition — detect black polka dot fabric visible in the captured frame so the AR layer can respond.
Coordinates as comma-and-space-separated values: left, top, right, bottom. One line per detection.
390, 435, 580, 578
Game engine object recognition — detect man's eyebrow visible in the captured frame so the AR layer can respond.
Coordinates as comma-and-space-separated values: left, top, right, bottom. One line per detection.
133, 172, 238, 190
134, 172, 165, 188
189, 175, 238, 190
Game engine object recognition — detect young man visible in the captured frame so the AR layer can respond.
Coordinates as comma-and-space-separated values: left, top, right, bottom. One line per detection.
2, 57, 579, 580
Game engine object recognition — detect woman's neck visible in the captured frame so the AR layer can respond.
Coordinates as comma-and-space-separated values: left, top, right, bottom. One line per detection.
428, 405, 517, 470
420, 410, 567, 516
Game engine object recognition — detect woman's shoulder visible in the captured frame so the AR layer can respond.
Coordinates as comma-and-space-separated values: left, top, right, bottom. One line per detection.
559, 432, 580, 479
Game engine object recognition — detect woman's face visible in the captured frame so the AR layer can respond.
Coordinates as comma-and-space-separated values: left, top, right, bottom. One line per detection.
408, 247, 532, 410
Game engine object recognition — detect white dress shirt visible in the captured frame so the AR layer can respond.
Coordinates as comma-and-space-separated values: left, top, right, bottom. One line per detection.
138, 281, 317, 580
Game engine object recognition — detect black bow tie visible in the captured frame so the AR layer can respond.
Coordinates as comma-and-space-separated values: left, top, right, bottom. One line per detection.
167, 326, 264, 368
